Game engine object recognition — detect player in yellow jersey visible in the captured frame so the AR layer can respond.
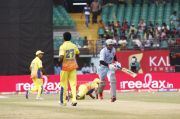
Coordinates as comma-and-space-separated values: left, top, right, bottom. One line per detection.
59, 32, 80, 106
26, 50, 44, 100
77, 78, 100, 100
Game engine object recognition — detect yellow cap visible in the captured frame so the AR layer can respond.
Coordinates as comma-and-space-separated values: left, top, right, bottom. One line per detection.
35, 50, 44, 55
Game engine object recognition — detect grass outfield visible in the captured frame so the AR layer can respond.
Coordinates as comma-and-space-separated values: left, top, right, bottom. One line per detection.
0, 92, 180, 119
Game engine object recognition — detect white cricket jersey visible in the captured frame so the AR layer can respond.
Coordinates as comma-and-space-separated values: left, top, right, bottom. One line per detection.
84, 6, 90, 15
99, 47, 116, 64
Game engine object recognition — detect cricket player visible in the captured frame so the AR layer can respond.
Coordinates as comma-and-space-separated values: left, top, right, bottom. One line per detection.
77, 78, 100, 100
59, 32, 80, 106
97, 39, 121, 102
26, 50, 44, 100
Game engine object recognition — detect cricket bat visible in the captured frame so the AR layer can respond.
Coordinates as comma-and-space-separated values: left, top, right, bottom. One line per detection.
121, 68, 137, 78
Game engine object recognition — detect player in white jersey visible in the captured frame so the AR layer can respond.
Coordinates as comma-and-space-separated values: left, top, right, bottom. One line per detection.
97, 39, 121, 102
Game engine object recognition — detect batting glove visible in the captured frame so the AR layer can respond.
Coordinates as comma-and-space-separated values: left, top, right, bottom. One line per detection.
108, 63, 117, 71
114, 62, 121, 69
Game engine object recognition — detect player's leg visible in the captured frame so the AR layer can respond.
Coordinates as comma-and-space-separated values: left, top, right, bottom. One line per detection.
30, 78, 38, 92
60, 70, 68, 105
69, 69, 77, 106
26, 78, 38, 99
107, 70, 116, 102
97, 66, 108, 99
77, 85, 88, 100
36, 78, 43, 99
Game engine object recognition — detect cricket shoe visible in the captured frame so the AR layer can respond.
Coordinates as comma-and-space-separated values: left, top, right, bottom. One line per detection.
25, 90, 29, 99
71, 102, 77, 106
36, 97, 44, 100
58, 101, 67, 106
111, 96, 116, 102
99, 93, 103, 100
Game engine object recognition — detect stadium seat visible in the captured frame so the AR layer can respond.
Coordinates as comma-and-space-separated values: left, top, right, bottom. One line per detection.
140, 4, 148, 24
155, 4, 164, 25
127, 40, 134, 50
160, 40, 168, 49
173, 3, 179, 13
148, 4, 156, 24
108, 5, 117, 22
53, 5, 75, 27
116, 4, 125, 23
124, 4, 133, 24
131, 4, 141, 27
101, 5, 109, 24
163, 3, 171, 25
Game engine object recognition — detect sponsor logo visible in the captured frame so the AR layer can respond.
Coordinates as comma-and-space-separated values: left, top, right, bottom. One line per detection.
128, 53, 143, 73
120, 73, 174, 89
149, 56, 170, 66
16, 76, 60, 92
149, 56, 174, 72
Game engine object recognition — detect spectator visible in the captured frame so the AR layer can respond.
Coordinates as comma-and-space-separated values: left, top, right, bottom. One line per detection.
98, 20, 105, 38
138, 19, 146, 32
121, 20, 129, 32
83, 3, 91, 27
132, 35, 143, 49
170, 11, 178, 29
81, 63, 90, 74
118, 36, 127, 49
129, 29, 136, 40
147, 21, 154, 29
129, 24, 137, 35
83, 36, 88, 48
160, 29, 167, 41
54, 63, 61, 75
91, 0, 100, 24
89, 63, 97, 74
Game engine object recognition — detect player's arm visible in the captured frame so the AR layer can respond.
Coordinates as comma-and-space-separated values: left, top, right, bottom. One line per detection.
59, 46, 65, 68
59, 55, 64, 66
88, 93, 95, 99
29, 66, 31, 71
86, 89, 95, 99
100, 60, 108, 66
99, 50, 108, 66
114, 55, 117, 62
41, 67, 46, 75
75, 46, 80, 61
75, 54, 79, 61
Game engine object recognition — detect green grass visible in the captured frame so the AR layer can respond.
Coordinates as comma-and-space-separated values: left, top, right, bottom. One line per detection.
0, 92, 180, 119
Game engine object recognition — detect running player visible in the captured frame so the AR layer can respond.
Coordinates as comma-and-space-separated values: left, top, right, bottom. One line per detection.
97, 39, 121, 102
26, 50, 44, 100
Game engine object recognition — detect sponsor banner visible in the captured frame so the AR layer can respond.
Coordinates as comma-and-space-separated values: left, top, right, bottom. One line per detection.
116, 50, 175, 73
0, 72, 180, 92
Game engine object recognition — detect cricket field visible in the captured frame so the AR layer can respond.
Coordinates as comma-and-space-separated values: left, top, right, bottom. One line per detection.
0, 92, 180, 119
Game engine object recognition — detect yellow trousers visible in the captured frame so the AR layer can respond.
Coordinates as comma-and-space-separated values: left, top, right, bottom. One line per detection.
30, 78, 43, 98
77, 85, 88, 98
60, 69, 77, 104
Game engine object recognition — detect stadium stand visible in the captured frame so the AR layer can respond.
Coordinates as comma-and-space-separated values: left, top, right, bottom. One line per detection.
53, 0, 180, 55
53, 5, 75, 28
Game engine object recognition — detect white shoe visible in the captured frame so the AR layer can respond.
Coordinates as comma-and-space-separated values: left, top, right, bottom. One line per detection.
36, 97, 44, 100
58, 101, 67, 106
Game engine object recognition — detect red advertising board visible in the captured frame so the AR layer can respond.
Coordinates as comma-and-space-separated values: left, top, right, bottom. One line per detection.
0, 72, 180, 93
116, 50, 175, 73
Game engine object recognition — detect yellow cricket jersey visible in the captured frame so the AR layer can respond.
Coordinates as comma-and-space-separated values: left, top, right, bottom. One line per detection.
59, 41, 80, 71
30, 57, 43, 78
85, 82, 99, 90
